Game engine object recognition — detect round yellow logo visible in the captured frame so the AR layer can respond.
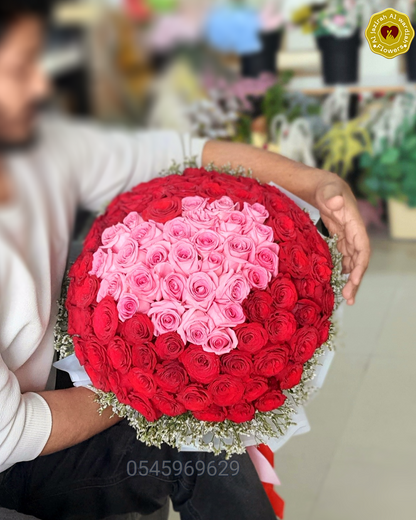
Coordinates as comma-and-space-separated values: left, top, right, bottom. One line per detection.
365, 8, 415, 59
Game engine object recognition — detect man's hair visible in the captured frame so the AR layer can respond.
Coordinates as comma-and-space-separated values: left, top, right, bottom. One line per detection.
0, 1, 52, 36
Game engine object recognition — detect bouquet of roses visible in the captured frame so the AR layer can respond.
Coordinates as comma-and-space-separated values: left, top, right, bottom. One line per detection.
54, 163, 344, 458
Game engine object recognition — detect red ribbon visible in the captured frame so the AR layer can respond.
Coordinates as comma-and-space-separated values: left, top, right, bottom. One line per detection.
257, 444, 285, 520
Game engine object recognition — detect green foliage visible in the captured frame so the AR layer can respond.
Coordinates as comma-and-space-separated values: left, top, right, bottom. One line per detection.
315, 116, 372, 178
234, 114, 252, 144
359, 116, 416, 207
261, 70, 294, 129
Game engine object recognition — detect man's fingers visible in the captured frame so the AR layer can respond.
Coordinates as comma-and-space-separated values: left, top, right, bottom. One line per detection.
324, 194, 344, 212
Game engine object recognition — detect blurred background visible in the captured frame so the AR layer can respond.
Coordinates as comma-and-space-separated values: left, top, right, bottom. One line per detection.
46, 1, 416, 519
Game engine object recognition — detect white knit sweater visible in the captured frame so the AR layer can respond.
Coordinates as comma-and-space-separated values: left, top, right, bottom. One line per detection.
0, 116, 207, 474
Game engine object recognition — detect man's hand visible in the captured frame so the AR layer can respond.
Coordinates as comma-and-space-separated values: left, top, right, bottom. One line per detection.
202, 141, 371, 305
315, 176, 371, 305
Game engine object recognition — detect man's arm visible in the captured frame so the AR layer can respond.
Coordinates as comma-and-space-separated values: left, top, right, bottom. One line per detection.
37, 387, 121, 456
202, 141, 371, 305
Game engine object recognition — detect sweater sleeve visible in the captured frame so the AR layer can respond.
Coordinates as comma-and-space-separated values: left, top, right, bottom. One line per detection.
0, 356, 52, 473
55, 118, 208, 213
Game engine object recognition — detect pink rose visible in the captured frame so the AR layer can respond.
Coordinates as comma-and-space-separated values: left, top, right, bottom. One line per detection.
168, 240, 200, 275
205, 328, 238, 355
184, 272, 218, 311
216, 271, 251, 304
219, 211, 247, 234
89, 247, 113, 278
184, 209, 219, 230
145, 241, 170, 268
113, 238, 140, 272
177, 308, 214, 345
223, 234, 256, 267
208, 301, 245, 328
243, 264, 270, 290
248, 223, 274, 245
101, 223, 130, 250
148, 300, 185, 336
181, 196, 207, 212
131, 221, 162, 247
126, 264, 160, 301
123, 211, 143, 229
117, 293, 150, 322
201, 251, 225, 276
192, 229, 222, 255
255, 242, 279, 277
97, 272, 125, 302
208, 196, 238, 213
161, 272, 187, 301
242, 202, 269, 224
163, 217, 191, 242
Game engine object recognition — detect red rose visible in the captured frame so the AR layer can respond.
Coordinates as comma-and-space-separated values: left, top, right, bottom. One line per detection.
67, 275, 99, 309
131, 342, 157, 372
68, 253, 93, 285
193, 405, 226, 422
243, 290, 273, 322
322, 285, 335, 317
109, 372, 129, 402
269, 274, 298, 311
235, 323, 268, 353
67, 304, 93, 337
220, 351, 253, 379
154, 361, 189, 393
200, 181, 227, 199
154, 332, 185, 360
304, 227, 333, 263
294, 277, 323, 303
92, 296, 118, 344
142, 196, 182, 224
279, 242, 311, 279
289, 206, 314, 232
177, 384, 212, 411
226, 401, 255, 423
208, 375, 245, 407
311, 254, 332, 283
316, 316, 331, 344
119, 313, 154, 344
277, 362, 303, 390
180, 344, 220, 384
290, 326, 320, 363
83, 215, 109, 252
255, 390, 287, 412
128, 367, 156, 397
293, 299, 321, 327
264, 191, 291, 215
244, 377, 269, 402
152, 390, 187, 417
73, 337, 87, 366
266, 310, 297, 343
253, 343, 290, 377
120, 192, 154, 214
267, 213, 297, 242
84, 362, 111, 393
84, 334, 108, 372
107, 336, 132, 374
126, 392, 162, 422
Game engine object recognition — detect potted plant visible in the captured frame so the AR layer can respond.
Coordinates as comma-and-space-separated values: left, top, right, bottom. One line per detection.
292, 0, 361, 84
360, 114, 416, 239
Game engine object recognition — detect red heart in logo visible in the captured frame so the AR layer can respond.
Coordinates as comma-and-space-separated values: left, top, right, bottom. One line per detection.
380, 25, 399, 40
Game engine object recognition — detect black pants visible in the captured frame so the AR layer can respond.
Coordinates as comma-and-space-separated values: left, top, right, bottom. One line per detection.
0, 419, 276, 520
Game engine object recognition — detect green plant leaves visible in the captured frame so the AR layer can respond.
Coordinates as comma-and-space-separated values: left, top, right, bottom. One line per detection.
380, 147, 400, 165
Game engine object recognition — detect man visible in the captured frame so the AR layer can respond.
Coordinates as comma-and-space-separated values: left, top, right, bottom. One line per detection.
0, 1, 370, 519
